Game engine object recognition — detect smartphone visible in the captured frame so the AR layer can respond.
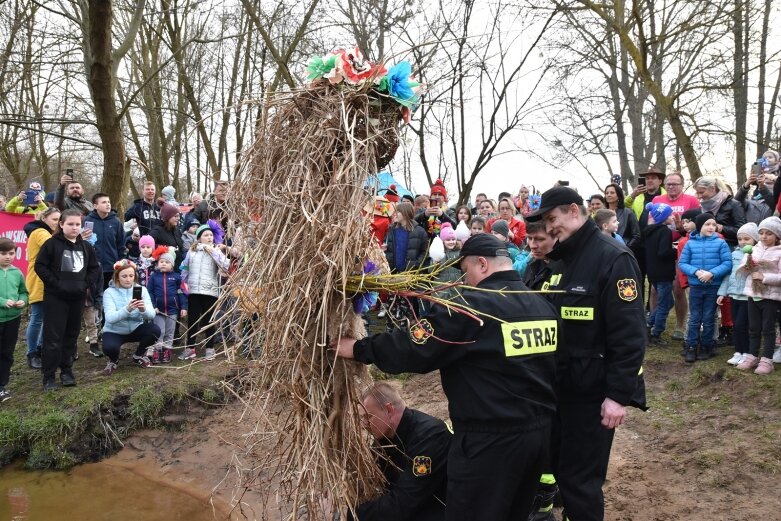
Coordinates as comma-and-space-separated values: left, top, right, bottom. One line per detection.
84, 221, 94, 231
558, 180, 570, 187
750, 162, 762, 181
132, 286, 142, 301
65, 168, 74, 177
23, 189, 38, 206
638, 176, 646, 187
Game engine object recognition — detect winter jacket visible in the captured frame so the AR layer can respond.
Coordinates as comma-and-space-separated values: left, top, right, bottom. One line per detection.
147, 270, 187, 315
414, 208, 457, 240
150, 222, 185, 269
486, 217, 527, 247
0, 265, 28, 322
136, 256, 156, 288
512, 249, 532, 277
84, 210, 125, 273
4, 196, 47, 215
642, 223, 677, 282
181, 231, 197, 251
54, 184, 93, 215
431, 248, 462, 300
102, 284, 155, 335
35, 233, 101, 301
710, 196, 747, 247
678, 233, 732, 286
124, 198, 161, 236
718, 248, 750, 301
385, 223, 428, 272
738, 242, 781, 301
125, 234, 140, 260
734, 184, 773, 225
181, 246, 230, 297
614, 207, 641, 249
23, 220, 56, 304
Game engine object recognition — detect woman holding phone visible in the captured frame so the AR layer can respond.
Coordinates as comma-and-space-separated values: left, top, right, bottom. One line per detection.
101, 259, 160, 375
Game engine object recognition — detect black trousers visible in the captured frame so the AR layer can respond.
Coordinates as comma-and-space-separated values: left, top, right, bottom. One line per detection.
186, 294, 218, 349
748, 298, 778, 358
42, 294, 83, 381
0, 316, 21, 388
102, 322, 161, 363
446, 420, 549, 521
553, 399, 615, 521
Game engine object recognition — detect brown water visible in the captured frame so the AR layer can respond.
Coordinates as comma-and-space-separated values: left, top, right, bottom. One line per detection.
0, 461, 220, 521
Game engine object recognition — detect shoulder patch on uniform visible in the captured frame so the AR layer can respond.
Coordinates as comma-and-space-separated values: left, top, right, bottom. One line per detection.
409, 319, 434, 344
412, 455, 432, 476
617, 279, 638, 302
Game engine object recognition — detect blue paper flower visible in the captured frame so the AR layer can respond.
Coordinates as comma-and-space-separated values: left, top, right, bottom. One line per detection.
353, 291, 379, 314
529, 194, 542, 211
386, 62, 416, 104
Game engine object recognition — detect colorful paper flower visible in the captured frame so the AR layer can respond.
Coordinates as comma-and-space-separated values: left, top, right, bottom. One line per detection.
306, 54, 337, 81
384, 62, 419, 107
352, 260, 381, 314
529, 194, 542, 211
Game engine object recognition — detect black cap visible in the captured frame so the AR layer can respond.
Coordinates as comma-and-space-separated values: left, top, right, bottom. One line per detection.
459, 233, 511, 259
525, 186, 583, 222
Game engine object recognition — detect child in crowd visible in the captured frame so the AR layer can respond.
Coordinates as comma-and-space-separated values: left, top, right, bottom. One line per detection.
719, 223, 757, 366
469, 216, 486, 235
136, 235, 156, 286
643, 203, 677, 346
490, 219, 531, 276
180, 222, 230, 361
678, 213, 732, 363
431, 222, 462, 300
181, 218, 200, 250
125, 228, 140, 262
384, 202, 428, 331
594, 209, 625, 244
147, 250, 187, 364
35, 209, 101, 390
0, 238, 28, 402
736, 216, 781, 374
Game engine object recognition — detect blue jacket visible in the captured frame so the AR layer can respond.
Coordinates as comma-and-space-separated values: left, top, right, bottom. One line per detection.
102, 284, 155, 335
147, 270, 187, 315
678, 233, 732, 286
718, 248, 749, 300
85, 210, 125, 273
124, 198, 161, 236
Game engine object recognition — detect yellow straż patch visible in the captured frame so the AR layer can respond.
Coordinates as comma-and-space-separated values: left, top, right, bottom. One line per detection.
501, 320, 557, 357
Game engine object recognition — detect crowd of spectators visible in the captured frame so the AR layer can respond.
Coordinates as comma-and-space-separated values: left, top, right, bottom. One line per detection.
0, 175, 233, 398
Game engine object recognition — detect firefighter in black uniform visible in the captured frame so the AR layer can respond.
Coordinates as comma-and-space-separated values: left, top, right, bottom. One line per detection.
348, 382, 450, 521
526, 187, 647, 521
336, 233, 558, 521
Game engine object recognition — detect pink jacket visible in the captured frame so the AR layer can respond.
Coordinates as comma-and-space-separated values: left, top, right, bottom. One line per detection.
739, 243, 781, 300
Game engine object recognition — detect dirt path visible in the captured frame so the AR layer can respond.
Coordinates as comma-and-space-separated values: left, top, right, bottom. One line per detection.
110, 352, 781, 521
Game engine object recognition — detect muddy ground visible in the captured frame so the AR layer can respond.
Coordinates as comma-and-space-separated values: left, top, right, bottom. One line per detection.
110, 344, 781, 521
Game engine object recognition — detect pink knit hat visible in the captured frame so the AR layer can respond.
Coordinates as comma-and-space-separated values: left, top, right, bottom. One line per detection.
439, 222, 456, 241
139, 235, 155, 248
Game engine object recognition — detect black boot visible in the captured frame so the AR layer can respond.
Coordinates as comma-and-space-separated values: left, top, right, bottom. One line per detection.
685, 344, 697, 363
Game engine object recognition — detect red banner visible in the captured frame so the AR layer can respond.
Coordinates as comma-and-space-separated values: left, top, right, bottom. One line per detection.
0, 211, 35, 276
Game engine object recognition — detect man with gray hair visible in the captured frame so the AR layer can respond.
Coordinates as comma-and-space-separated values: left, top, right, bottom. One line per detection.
346, 382, 450, 521
337, 233, 558, 521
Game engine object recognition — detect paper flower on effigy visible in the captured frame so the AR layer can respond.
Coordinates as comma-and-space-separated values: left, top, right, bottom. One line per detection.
352, 260, 381, 314
529, 194, 542, 211
306, 47, 422, 114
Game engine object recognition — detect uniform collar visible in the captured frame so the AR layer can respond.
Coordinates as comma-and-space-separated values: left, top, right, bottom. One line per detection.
546, 218, 599, 261
478, 269, 522, 287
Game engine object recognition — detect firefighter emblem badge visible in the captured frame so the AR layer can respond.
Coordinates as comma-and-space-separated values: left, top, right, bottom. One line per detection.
410, 319, 434, 344
617, 279, 638, 302
412, 455, 432, 476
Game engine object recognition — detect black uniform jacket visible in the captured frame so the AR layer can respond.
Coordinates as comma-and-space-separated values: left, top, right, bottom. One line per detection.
353, 408, 450, 521
544, 219, 646, 409
354, 270, 558, 429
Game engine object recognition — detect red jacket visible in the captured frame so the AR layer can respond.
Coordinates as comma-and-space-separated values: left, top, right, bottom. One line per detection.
486, 217, 526, 246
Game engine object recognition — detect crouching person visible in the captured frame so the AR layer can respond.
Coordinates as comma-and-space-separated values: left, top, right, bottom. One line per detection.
341, 382, 450, 521
101, 260, 160, 375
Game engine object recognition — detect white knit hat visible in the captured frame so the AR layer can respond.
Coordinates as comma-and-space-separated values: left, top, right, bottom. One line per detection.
737, 222, 759, 242
758, 217, 781, 240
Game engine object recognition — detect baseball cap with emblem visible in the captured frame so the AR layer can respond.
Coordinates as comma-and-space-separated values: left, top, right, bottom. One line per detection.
525, 186, 584, 222
459, 233, 511, 260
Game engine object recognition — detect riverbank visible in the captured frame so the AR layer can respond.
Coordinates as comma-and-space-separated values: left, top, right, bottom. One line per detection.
0, 340, 238, 469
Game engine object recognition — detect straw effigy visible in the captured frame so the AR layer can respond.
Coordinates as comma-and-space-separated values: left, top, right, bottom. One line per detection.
221, 50, 422, 520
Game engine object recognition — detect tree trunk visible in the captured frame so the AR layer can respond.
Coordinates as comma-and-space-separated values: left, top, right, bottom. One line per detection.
733, 0, 747, 185
89, 0, 127, 207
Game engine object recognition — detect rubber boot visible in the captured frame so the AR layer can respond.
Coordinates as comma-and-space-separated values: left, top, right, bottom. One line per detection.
685, 344, 697, 363
528, 482, 558, 521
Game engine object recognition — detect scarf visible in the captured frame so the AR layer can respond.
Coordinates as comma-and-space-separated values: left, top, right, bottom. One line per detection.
699, 190, 728, 215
